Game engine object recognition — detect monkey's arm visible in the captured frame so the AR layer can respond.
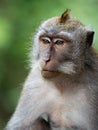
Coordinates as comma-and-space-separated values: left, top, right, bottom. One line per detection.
5, 69, 52, 130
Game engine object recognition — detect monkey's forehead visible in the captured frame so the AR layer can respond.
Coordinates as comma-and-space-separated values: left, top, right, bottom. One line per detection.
40, 16, 84, 31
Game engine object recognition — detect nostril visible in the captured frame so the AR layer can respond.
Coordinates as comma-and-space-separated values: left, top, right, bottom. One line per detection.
41, 58, 51, 70
45, 54, 51, 63
41, 58, 51, 67
46, 58, 51, 63
43, 56, 51, 63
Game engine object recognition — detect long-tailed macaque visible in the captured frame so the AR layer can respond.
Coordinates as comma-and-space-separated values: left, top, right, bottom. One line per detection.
5, 10, 98, 130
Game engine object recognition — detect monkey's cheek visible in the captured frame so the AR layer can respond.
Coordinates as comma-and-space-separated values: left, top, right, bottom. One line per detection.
41, 71, 60, 78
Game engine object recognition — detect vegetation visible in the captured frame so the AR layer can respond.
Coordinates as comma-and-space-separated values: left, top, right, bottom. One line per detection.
0, 0, 98, 129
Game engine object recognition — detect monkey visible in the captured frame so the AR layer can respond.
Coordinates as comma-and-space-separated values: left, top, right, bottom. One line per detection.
5, 9, 98, 130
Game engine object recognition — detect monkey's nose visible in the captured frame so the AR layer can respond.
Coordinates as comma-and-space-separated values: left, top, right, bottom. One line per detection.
43, 55, 51, 63
41, 57, 51, 67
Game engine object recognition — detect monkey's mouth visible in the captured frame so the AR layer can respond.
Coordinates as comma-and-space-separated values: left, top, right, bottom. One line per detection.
42, 69, 56, 72
41, 69, 59, 78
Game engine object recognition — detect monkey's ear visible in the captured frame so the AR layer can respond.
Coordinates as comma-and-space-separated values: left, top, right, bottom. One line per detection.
60, 9, 71, 23
86, 31, 95, 48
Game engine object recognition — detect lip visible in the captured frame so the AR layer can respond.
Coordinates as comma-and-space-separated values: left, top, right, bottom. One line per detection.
42, 69, 56, 73
41, 69, 59, 78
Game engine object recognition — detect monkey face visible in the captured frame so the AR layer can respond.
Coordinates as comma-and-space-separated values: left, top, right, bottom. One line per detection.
38, 30, 75, 78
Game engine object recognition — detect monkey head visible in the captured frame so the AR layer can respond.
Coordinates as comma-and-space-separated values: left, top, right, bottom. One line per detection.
32, 10, 94, 78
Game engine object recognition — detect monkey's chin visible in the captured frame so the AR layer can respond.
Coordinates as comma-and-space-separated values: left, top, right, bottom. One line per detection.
41, 70, 60, 78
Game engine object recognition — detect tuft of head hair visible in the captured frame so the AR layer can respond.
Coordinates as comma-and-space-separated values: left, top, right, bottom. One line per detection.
60, 9, 71, 23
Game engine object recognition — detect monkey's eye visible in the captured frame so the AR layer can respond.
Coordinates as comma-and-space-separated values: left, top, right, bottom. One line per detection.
41, 37, 50, 44
54, 38, 64, 45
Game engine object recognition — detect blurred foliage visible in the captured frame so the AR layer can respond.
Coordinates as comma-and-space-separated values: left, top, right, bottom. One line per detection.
0, 0, 98, 129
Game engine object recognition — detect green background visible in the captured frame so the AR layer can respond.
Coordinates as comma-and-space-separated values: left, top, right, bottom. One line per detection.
0, 0, 98, 129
